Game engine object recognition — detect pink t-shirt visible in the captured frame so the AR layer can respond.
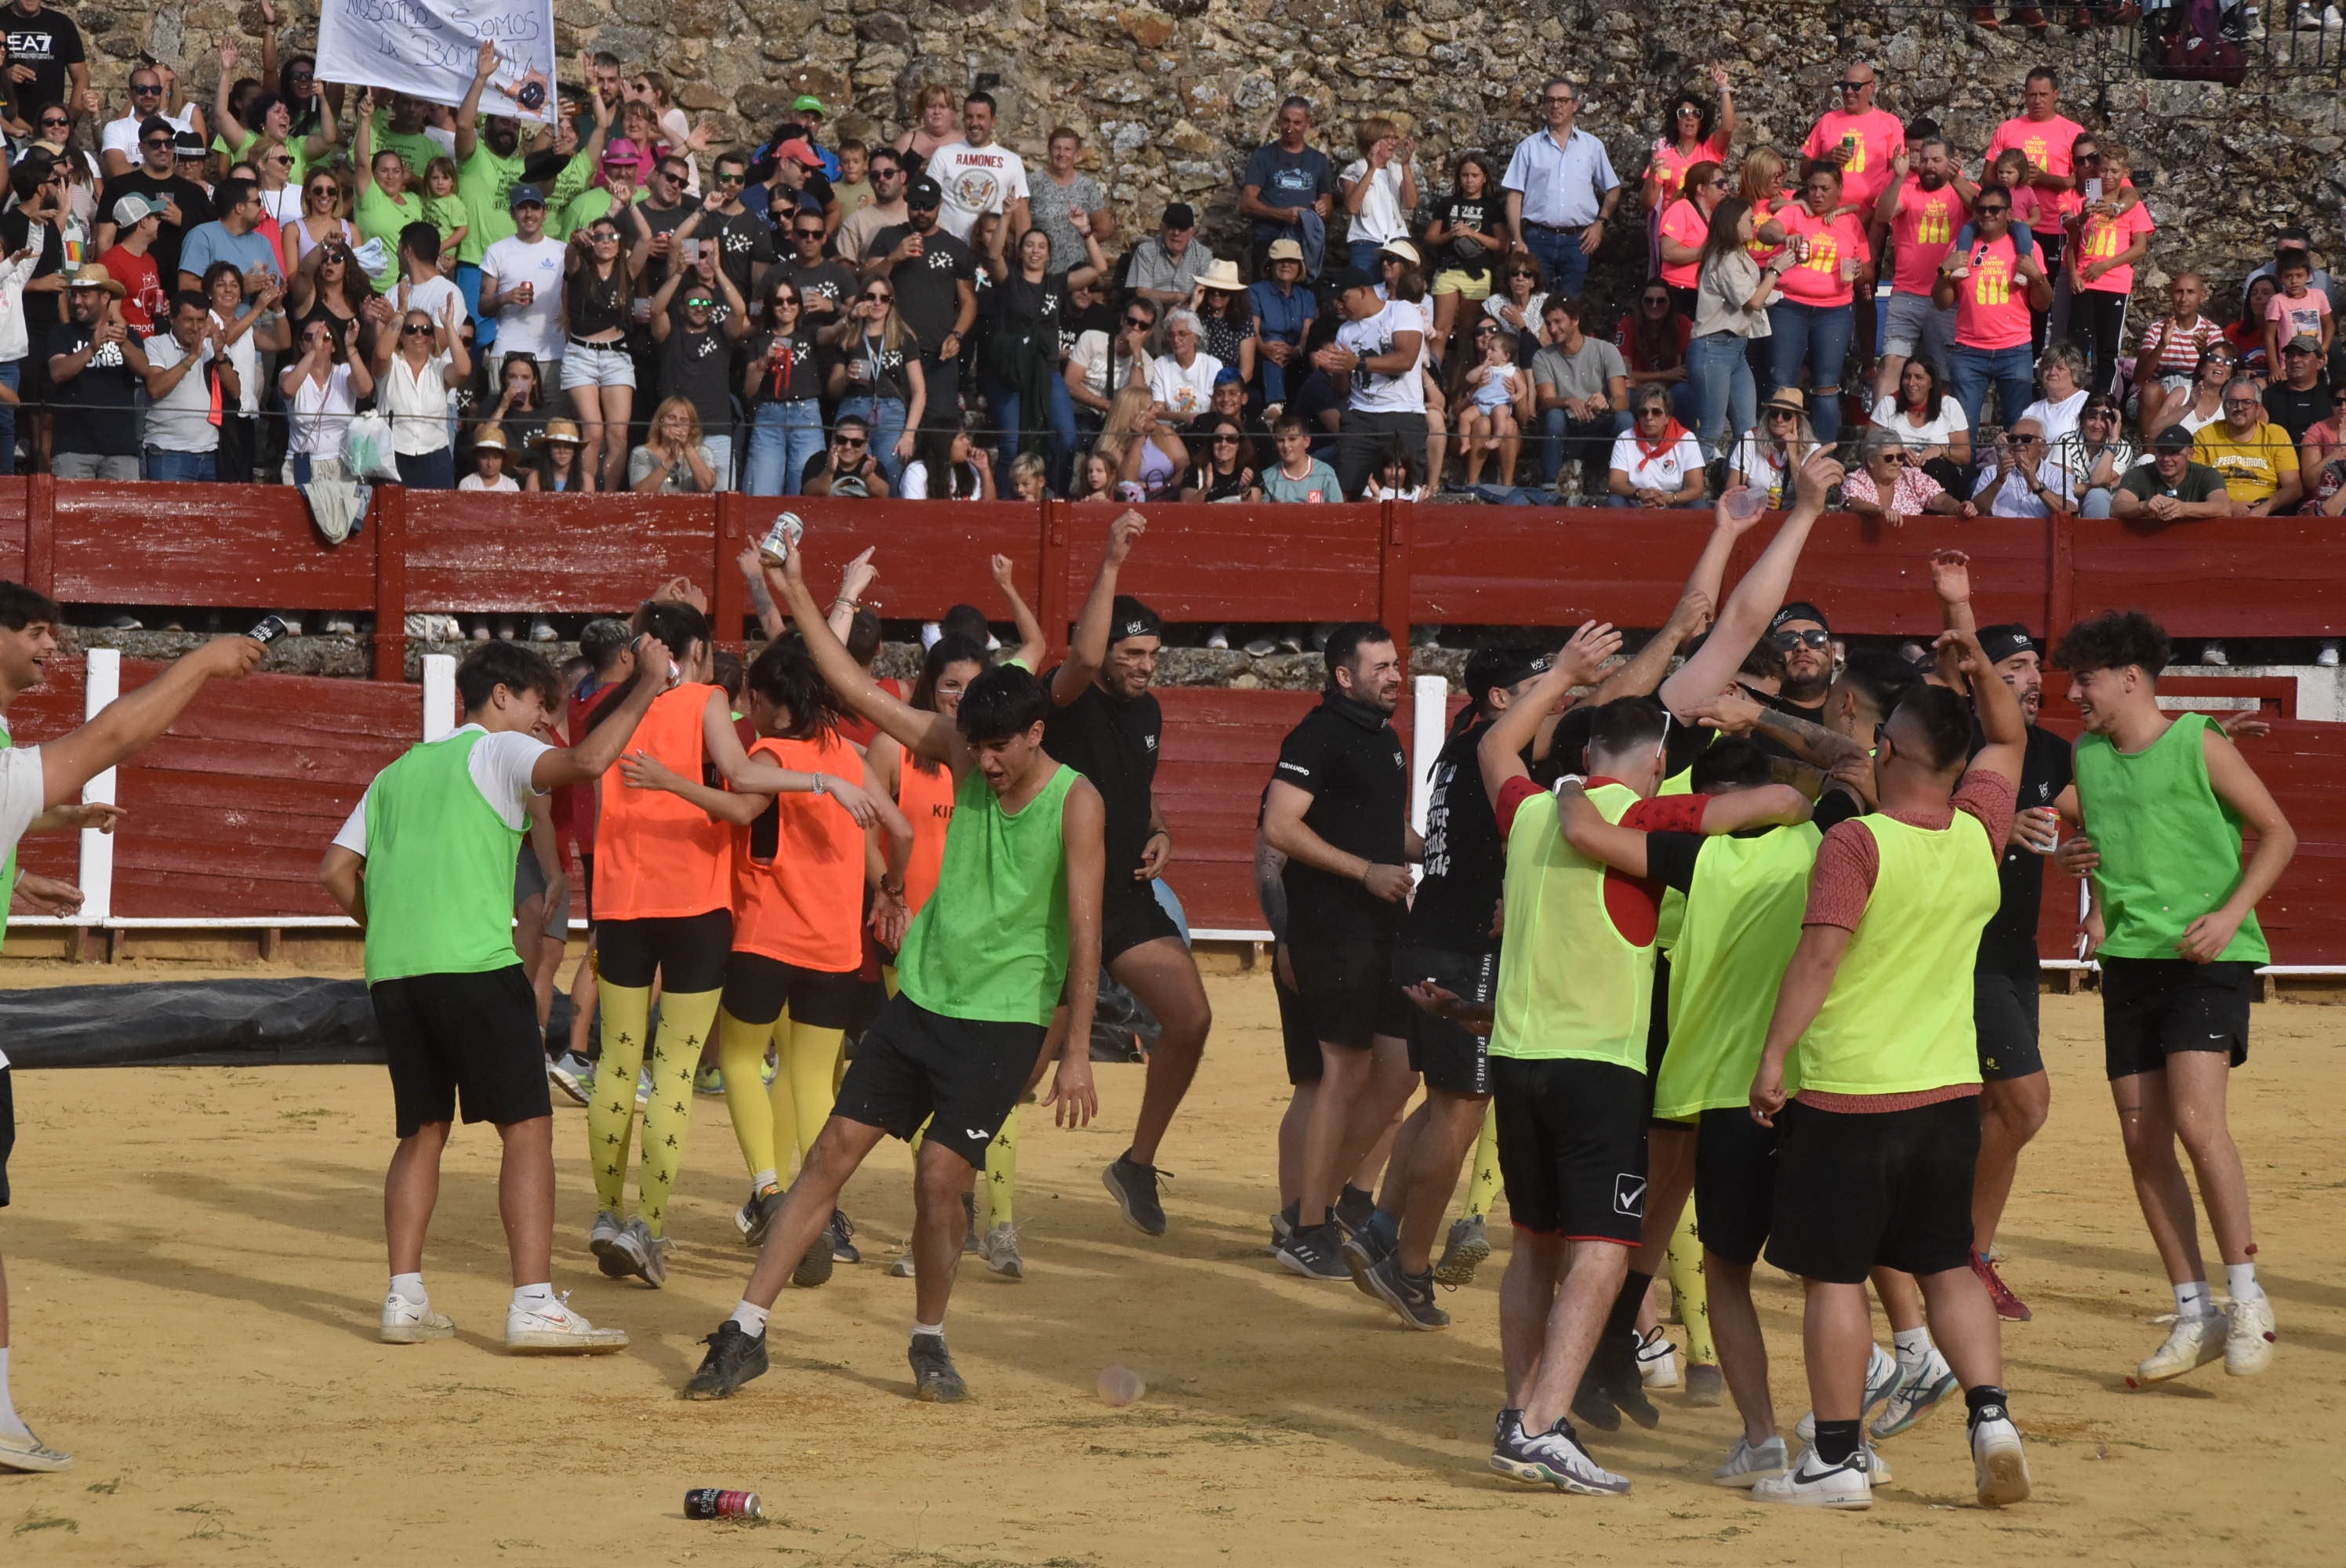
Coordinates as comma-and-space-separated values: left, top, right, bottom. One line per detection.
1800, 107, 1905, 212
1986, 114, 2086, 230
1952, 233, 2033, 350
1843, 462, 1945, 517
2266, 288, 2332, 346
1645, 132, 1730, 209
1658, 196, 1709, 289
1773, 205, 1870, 307
1889, 176, 1968, 296
2075, 198, 2154, 296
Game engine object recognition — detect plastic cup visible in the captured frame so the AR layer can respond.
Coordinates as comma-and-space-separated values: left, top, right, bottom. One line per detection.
1096, 1364, 1145, 1407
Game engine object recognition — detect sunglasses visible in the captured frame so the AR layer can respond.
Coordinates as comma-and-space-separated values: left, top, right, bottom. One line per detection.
1507, 270, 1538, 279
40, 116, 67, 128
834, 435, 866, 448
1124, 315, 1153, 328
684, 296, 714, 307
400, 322, 432, 335
1975, 205, 2010, 216
133, 82, 162, 94
1837, 79, 1871, 91
1767, 409, 1798, 420
1211, 434, 1240, 444
795, 227, 825, 239
144, 136, 174, 150
1771, 629, 1832, 650
861, 291, 892, 303
2010, 434, 2045, 445
713, 172, 745, 185
590, 230, 620, 242
2083, 406, 2116, 419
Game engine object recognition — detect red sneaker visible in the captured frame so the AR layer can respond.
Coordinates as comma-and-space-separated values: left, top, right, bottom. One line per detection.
1972, 1250, 2033, 1322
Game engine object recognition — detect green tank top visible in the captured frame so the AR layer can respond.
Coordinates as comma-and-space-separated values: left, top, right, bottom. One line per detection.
1490, 782, 1656, 1069
2075, 713, 2268, 964
360, 730, 528, 985
1653, 821, 1822, 1120
1797, 812, 1999, 1095
897, 763, 1077, 1027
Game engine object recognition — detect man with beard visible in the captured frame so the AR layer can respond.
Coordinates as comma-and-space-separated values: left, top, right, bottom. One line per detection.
1762, 601, 1836, 735
453, 42, 616, 347
1872, 133, 1968, 398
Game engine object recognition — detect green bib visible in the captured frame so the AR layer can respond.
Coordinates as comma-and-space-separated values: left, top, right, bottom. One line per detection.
1797, 812, 1999, 1096
360, 730, 527, 985
897, 764, 1076, 1027
1653, 822, 1821, 1120
1490, 782, 1656, 1069
2075, 713, 2267, 964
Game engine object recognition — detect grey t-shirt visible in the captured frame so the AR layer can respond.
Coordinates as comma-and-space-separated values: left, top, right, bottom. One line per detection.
1531, 336, 1628, 404
1128, 237, 1215, 298
1027, 171, 1104, 274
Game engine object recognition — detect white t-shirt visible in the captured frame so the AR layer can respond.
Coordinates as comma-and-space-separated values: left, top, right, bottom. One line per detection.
1730, 434, 1794, 503
210, 307, 262, 416
401, 274, 465, 329
1147, 351, 1223, 419
288, 364, 358, 456
459, 473, 521, 492
332, 725, 549, 857
1868, 394, 1970, 451
0, 739, 38, 1069
2021, 388, 2087, 448
141, 333, 223, 454
260, 186, 303, 229
1609, 429, 1705, 493
1338, 158, 1413, 245
1336, 302, 1425, 416
926, 140, 1030, 242
1070, 329, 1152, 403
481, 235, 568, 359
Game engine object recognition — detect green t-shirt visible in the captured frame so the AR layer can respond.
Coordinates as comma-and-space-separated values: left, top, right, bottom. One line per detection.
421, 192, 468, 256
223, 128, 307, 190
354, 184, 421, 286
2118, 459, 2228, 505
1652, 822, 1821, 1120
1489, 782, 1656, 1069
456, 142, 527, 265
371, 114, 448, 182
895, 764, 1076, 1026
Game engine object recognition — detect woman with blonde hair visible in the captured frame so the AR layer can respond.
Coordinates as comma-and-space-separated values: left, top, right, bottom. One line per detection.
820, 274, 926, 481
281, 162, 361, 277
630, 396, 719, 493
894, 83, 958, 170
1094, 383, 1187, 499
1338, 114, 1418, 274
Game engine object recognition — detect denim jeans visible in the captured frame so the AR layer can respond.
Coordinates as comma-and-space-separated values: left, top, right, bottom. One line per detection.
745, 398, 825, 495
1768, 299, 1854, 445
2080, 485, 2115, 519
0, 359, 18, 475
1689, 331, 1756, 462
394, 447, 456, 489
1346, 238, 1385, 275
703, 433, 735, 492
143, 446, 217, 482
837, 394, 908, 484
1948, 343, 2036, 438
983, 370, 1078, 474
1519, 224, 1591, 300
456, 262, 491, 350
1539, 407, 1629, 489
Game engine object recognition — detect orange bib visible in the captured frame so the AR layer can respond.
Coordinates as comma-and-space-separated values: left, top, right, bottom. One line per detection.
593, 682, 732, 921
895, 754, 957, 918
734, 731, 868, 972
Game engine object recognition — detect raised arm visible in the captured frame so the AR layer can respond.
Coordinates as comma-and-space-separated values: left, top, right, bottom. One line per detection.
528, 636, 670, 789
617, 742, 768, 825
696, 688, 881, 823
1590, 583, 1712, 703
454, 40, 497, 162
990, 553, 1049, 672
1478, 619, 1624, 806
1941, 626, 2024, 786
764, 551, 964, 769
1657, 448, 1838, 712
1053, 509, 1143, 704
39, 637, 265, 808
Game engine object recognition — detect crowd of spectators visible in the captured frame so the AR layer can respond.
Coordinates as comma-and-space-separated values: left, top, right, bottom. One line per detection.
0, 14, 2341, 529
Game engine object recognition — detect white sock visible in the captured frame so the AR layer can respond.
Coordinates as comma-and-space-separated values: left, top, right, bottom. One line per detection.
1893, 1326, 1934, 1370
511, 1282, 557, 1312
2225, 1262, 2265, 1305
729, 1301, 770, 1337
750, 1168, 778, 1195
2175, 1279, 2216, 1319
0, 1347, 27, 1439
912, 1319, 945, 1340
389, 1272, 427, 1305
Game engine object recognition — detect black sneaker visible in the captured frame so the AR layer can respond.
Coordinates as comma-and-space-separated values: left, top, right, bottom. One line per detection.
1332, 1184, 1377, 1238
1592, 1329, 1661, 1430
792, 1230, 835, 1288
743, 1184, 784, 1247
908, 1334, 968, 1403
681, 1320, 769, 1400
1367, 1254, 1451, 1330
1101, 1153, 1169, 1237
1275, 1221, 1351, 1280
1339, 1221, 1394, 1298
829, 1210, 860, 1264
1571, 1367, 1624, 1432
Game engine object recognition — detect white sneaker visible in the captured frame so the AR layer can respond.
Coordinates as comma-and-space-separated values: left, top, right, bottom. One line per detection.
547, 1052, 591, 1106
1969, 1406, 2032, 1506
2203, 641, 2230, 666
2225, 1294, 2277, 1375
1712, 1433, 1789, 1488
888, 1253, 917, 1278
504, 1291, 628, 1354
1796, 1343, 1901, 1441
2139, 1310, 2228, 1382
1751, 1443, 1874, 1509
1872, 1348, 1958, 1440
380, 1292, 456, 1345
2319, 640, 2340, 667
528, 615, 557, 642
0, 1426, 73, 1473
980, 1221, 1026, 1281
1636, 1327, 1680, 1388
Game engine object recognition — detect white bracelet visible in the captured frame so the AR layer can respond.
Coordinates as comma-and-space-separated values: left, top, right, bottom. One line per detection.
810, 771, 826, 797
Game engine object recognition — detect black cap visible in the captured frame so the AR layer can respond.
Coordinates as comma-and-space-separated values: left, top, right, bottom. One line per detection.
1161, 201, 1197, 230
1465, 641, 1552, 706
2152, 423, 2196, 452
1109, 594, 1162, 644
1326, 265, 1378, 295
906, 175, 942, 208
1977, 623, 2038, 665
1770, 600, 1829, 635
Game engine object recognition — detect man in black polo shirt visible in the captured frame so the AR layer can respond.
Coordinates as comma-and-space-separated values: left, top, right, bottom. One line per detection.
862, 176, 975, 429
2262, 335, 2332, 446
1263, 622, 1418, 1280
1044, 514, 1213, 1237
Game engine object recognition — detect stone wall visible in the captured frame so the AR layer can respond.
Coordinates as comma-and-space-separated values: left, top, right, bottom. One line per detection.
87, 2, 2346, 315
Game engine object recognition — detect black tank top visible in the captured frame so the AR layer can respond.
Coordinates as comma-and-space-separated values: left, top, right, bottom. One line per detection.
568, 266, 628, 339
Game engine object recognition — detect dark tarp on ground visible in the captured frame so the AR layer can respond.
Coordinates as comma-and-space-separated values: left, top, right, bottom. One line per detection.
0, 978, 387, 1068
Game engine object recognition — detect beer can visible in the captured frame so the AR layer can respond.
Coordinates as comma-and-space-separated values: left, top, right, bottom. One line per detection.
684, 1487, 762, 1521
247, 614, 291, 645
758, 510, 805, 567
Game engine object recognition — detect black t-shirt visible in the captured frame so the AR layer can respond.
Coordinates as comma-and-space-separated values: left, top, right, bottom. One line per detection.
3, 5, 83, 116
2263, 379, 2332, 446
1043, 670, 1162, 884
0, 209, 61, 341
708, 209, 775, 296
1973, 721, 2073, 976
866, 223, 973, 352
658, 325, 737, 438
49, 320, 141, 457
97, 172, 212, 288
1274, 691, 1410, 944
744, 329, 822, 406
635, 199, 694, 296
783, 256, 857, 318
1402, 717, 1514, 954
1435, 192, 1500, 279
1061, 295, 1113, 361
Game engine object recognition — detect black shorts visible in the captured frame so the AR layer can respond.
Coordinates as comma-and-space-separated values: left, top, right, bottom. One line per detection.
1645, 953, 1680, 1124
597, 909, 732, 993
1287, 939, 1413, 1051
1102, 881, 1184, 964
1974, 966, 2045, 1081
2101, 956, 2254, 1080
1273, 947, 1321, 1085
579, 852, 596, 927
1764, 1095, 1980, 1284
0, 1066, 14, 1209
831, 993, 1048, 1167
1695, 1107, 1780, 1265
721, 951, 865, 1030
371, 967, 553, 1138
1393, 944, 1494, 1095
1490, 1054, 1648, 1243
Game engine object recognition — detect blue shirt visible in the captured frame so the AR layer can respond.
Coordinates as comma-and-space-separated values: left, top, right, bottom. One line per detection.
175, 220, 280, 289
1241, 143, 1334, 242
1501, 126, 1621, 230
1249, 278, 1317, 346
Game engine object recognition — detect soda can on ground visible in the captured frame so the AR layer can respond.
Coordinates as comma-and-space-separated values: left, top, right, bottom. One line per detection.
684, 1487, 763, 1521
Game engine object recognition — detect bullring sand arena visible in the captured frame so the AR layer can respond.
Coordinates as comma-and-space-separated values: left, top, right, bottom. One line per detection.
2, 958, 2338, 1567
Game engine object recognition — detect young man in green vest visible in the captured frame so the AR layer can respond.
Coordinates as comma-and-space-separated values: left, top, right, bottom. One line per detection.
320, 639, 672, 1357
1476, 688, 1810, 1497
0, 600, 265, 1473
1747, 630, 2033, 1511
683, 548, 1105, 1405
2050, 611, 2294, 1385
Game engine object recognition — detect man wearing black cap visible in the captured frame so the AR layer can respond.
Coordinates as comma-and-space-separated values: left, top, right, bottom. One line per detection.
865, 176, 975, 423
1317, 266, 1425, 499
94, 114, 212, 287
481, 183, 568, 382
1042, 514, 1212, 1237
2262, 333, 2333, 445
1128, 203, 1215, 310
1762, 601, 1836, 731
2112, 425, 2238, 523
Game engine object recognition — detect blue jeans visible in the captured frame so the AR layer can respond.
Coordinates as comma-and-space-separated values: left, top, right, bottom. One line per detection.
0, 359, 18, 475
1948, 343, 2036, 438
1767, 299, 1854, 446
1346, 238, 1385, 274
1690, 331, 1756, 462
143, 446, 217, 482
837, 394, 908, 485
703, 433, 735, 492
984, 370, 1079, 474
745, 398, 824, 495
1539, 407, 1630, 488
1518, 224, 1591, 300
456, 263, 491, 349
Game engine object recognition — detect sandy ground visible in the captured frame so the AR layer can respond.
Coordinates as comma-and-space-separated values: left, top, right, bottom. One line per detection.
2, 968, 2341, 1566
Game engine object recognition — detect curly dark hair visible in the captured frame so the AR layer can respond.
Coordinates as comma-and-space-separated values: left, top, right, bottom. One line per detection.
2054, 611, 2170, 678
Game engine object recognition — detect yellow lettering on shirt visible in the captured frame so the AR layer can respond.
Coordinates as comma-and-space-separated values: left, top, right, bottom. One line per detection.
1806, 234, 1839, 273
1972, 256, 2012, 307
1916, 200, 1952, 245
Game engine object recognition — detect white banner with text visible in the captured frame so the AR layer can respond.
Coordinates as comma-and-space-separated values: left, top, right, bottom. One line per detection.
315, 0, 557, 122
